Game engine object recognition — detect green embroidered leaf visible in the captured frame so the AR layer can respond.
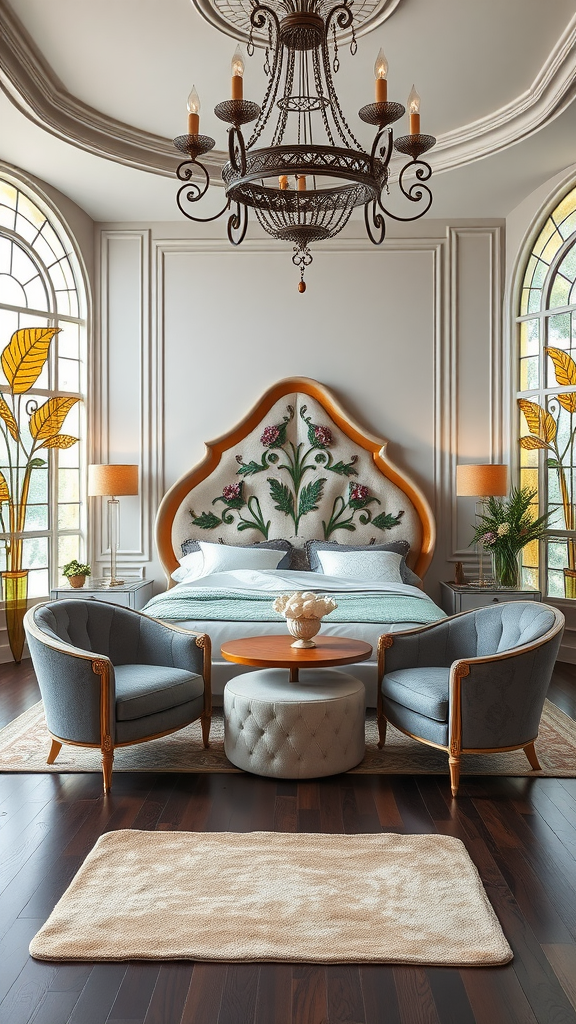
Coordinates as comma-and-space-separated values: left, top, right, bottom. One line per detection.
190, 511, 222, 530
327, 460, 359, 477
372, 510, 405, 531
268, 477, 295, 518
213, 496, 245, 509
237, 459, 268, 476
298, 478, 326, 518
330, 522, 357, 532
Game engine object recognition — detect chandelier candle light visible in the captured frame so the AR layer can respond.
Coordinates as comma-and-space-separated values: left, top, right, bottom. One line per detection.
173, 0, 436, 291
88, 465, 139, 587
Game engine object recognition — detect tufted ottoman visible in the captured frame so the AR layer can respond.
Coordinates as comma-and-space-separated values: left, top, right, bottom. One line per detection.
223, 668, 366, 778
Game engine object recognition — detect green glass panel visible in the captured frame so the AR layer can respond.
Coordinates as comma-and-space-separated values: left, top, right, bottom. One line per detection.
58, 468, 80, 503
548, 311, 571, 352
521, 566, 539, 589
548, 539, 567, 569
58, 503, 80, 530
22, 535, 48, 570
523, 254, 537, 290
58, 534, 80, 573
520, 356, 538, 390
550, 274, 572, 310
24, 504, 48, 531
527, 288, 542, 313
531, 257, 549, 289
28, 468, 48, 503
557, 243, 576, 281
547, 569, 565, 598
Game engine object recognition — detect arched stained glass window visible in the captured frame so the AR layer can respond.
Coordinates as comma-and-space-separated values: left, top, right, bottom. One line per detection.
0, 175, 87, 598
517, 183, 576, 599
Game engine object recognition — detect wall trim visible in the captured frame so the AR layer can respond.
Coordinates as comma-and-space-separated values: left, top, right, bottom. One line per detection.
1, 0, 575, 183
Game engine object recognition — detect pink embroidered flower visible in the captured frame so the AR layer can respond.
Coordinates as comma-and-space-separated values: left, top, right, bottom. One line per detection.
350, 484, 369, 502
314, 425, 332, 447
261, 425, 280, 447
222, 483, 241, 501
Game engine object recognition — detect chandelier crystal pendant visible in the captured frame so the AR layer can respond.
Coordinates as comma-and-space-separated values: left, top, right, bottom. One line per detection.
173, 0, 436, 291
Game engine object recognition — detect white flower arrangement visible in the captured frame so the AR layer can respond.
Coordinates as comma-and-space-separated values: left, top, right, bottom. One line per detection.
273, 591, 338, 619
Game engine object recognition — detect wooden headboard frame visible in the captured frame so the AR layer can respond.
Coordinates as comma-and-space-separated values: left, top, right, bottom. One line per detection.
155, 376, 435, 582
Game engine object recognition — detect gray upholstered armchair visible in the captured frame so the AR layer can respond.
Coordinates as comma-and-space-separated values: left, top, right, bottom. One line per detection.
24, 600, 211, 793
377, 602, 564, 797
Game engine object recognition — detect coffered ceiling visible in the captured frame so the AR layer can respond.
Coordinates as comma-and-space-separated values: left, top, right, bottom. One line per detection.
1, 0, 576, 222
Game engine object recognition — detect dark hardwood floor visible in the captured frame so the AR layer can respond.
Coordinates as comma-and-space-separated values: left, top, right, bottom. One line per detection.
1, 660, 576, 1024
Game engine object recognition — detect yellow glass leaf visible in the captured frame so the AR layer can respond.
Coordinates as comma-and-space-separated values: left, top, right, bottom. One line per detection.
545, 347, 576, 386
1, 327, 60, 394
518, 398, 556, 443
557, 392, 576, 413
29, 396, 79, 440
0, 394, 18, 441
519, 435, 550, 450
0, 469, 9, 503
39, 434, 78, 450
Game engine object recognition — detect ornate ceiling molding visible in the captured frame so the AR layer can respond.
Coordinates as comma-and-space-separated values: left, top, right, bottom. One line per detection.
1, 1, 575, 186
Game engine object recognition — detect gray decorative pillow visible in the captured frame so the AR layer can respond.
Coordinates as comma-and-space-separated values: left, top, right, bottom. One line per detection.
305, 539, 422, 587
181, 538, 293, 570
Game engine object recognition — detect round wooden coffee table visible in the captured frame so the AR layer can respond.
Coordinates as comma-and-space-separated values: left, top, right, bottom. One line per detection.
221, 634, 372, 681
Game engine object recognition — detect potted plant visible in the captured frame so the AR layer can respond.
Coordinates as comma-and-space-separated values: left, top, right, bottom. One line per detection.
471, 487, 553, 588
0, 327, 80, 661
62, 560, 91, 588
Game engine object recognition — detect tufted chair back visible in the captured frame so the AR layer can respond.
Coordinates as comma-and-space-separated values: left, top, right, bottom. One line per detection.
33, 601, 142, 665
435, 602, 557, 665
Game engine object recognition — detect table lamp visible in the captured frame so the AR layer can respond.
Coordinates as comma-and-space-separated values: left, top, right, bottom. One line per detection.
456, 464, 508, 586
88, 464, 139, 587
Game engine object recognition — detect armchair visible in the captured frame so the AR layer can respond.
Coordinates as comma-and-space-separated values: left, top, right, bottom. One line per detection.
377, 602, 564, 796
24, 599, 211, 793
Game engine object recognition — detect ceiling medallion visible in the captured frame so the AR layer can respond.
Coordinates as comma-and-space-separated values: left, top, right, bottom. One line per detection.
174, 0, 435, 291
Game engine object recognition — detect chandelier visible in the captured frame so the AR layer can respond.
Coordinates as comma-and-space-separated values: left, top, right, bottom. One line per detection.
173, 0, 436, 291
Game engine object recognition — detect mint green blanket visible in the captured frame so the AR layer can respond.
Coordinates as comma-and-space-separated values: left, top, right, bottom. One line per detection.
143, 587, 444, 624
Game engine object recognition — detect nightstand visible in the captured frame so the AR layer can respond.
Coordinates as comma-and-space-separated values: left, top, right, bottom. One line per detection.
440, 580, 541, 615
50, 578, 154, 610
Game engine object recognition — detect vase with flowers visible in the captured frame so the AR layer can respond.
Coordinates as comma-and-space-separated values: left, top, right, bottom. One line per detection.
471, 487, 553, 589
273, 591, 338, 648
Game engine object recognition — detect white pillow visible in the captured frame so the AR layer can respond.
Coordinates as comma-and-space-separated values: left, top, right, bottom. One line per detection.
198, 541, 287, 575
171, 549, 204, 583
317, 548, 404, 583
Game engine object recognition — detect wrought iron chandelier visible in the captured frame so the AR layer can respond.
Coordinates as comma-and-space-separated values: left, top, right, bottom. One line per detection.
174, 0, 436, 291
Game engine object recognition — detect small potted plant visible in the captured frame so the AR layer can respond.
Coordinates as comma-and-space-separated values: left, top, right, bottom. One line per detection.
62, 560, 91, 589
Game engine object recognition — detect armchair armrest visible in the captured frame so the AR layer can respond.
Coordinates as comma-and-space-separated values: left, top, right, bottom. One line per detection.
377, 612, 474, 678
136, 611, 212, 720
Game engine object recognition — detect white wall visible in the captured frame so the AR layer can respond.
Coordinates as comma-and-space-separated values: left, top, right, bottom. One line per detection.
93, 217, 505, 606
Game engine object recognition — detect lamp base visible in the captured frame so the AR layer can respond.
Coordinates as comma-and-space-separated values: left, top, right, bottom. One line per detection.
102, 577, 125, 588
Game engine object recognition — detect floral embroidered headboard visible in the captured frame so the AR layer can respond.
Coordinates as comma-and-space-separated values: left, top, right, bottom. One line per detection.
156, 377, 435, 582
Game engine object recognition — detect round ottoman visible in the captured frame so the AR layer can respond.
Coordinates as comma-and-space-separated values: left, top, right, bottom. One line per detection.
223, 668, 366, 778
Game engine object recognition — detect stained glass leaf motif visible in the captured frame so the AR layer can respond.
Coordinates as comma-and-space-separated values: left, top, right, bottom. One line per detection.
0, 470, 9, 502
29, 396, 79, 440
545, 347, 576, 387
518, 398, 556, 444
39, 434, 78, 449
1, 327, 60, 394
519, 435, 551, 450
0, 394, 18, 441
557, 392, 576, 413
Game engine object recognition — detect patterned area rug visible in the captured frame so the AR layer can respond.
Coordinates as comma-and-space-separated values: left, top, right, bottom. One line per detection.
29, 830, 512, 964
1, 700, 576, 776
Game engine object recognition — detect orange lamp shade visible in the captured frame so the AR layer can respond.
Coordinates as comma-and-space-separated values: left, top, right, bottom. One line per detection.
456, 464, 508, 498
88, 464, 139, 497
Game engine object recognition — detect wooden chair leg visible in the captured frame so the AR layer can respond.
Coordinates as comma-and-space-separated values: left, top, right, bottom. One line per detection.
201, 713, 211, 749
101, 747, 114, 794
523, 741, 541, 771
448, 754, 460, 797
377, 714, 388, 749
47, 738, 62, 764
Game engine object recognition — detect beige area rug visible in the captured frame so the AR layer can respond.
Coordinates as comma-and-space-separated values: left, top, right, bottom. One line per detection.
1, 699, 576, 778
29, 829, 512, 964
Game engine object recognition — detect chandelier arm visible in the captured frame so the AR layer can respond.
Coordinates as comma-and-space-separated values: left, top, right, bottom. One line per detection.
377, 159, 433, 222
176, 160, 230, 223
228, 126, 247, 176
325, 1, 354, 38
227, 201, 249, 245
273, 47, 294, 147
246, 3, 282, 148
364, 200, 386, 244
370, 126, 393, 168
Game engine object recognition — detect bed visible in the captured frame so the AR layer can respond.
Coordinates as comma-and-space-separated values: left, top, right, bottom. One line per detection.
147, 376, 444, 705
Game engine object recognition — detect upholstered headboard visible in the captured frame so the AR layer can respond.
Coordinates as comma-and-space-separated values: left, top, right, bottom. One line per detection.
156, 377, 435, 582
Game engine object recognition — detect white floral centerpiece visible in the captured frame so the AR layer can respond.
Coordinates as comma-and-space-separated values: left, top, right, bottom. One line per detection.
273, 591, 338, 648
